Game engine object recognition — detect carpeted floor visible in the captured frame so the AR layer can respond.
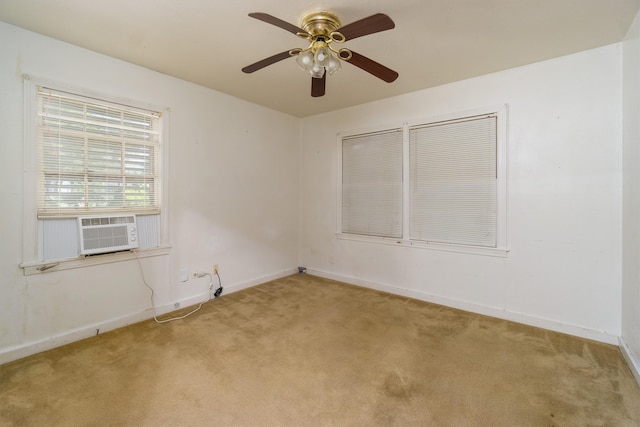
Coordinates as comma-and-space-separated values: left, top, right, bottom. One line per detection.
1, 274, 640, 426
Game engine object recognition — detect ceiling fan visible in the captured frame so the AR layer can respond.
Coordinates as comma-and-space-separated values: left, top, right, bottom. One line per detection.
241, 10, 399, 97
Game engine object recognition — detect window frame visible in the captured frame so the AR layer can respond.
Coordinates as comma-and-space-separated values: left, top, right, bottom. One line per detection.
21, 75, 171, 274
337, 105, 508, 257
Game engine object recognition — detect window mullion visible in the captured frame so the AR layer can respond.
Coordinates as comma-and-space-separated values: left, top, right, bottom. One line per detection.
83, 105, 89, 210
121, 129, 126, 209
402, 122, 410, 240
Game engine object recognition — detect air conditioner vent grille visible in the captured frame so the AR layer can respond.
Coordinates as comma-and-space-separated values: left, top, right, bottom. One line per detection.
78, 214, 139, 255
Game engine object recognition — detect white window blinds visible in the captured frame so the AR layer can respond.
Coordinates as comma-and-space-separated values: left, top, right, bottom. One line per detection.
342, 129, 403, 238
37, 87, 160, 217
409, 115, 497, 247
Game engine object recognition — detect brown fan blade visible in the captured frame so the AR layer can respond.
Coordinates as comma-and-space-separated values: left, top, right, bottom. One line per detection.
248, 12, 308, 36
311, 73, 326, 97
242, 51, 292, 73
338, 13, 395, 41
344, 51, 398, 83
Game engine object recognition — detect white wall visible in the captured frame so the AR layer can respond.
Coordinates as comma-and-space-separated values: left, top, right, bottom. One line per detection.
0, 22, 300, 362
299, 44, 623, 343
622, 10, 640, 381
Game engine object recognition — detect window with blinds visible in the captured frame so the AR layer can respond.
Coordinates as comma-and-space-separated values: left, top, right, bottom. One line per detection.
341, 129, 403, 238
409, 115, 497, 247
37, 87, 161, 218
339, 109, 504, 251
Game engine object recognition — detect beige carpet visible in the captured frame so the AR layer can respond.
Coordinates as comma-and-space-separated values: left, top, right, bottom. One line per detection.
1, 274, 640, 426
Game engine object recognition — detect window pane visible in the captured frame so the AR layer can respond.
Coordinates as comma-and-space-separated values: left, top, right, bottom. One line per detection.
409, 116, 497, 247
40, 96, 85, 132
125, 178, 154, 207
87, 176, 123, 208
86, 105, 123, 138
342, 130, 403, 238
43, 174, 85, 209
41, 132, 84, 173
123, 112, 154, 141
87, 140, 122, 175
125, 144, 154, 176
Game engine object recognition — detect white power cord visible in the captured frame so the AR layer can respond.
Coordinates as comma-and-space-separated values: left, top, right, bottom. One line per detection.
133, 250, 214, 324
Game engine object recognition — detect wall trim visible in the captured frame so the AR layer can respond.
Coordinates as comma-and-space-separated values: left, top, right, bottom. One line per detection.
0, 310, 153, 365
307, 268, 619, 346
0, 267, 297, 365
620, 337, 640, 385
222, 268, 299, 294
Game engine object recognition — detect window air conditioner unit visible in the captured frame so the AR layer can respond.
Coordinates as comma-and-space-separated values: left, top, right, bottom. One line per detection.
78, 214, 139, 255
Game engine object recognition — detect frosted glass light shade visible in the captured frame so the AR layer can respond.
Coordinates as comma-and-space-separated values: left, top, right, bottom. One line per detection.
296, 45, 342, 78
310, 63, 325, 78
326, 54, 341, 75
296, 50, 314, 71
314, 46, 331, 66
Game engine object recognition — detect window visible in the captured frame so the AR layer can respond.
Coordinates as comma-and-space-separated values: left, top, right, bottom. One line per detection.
409, 115, 497, 247
342, 129, 403, 238
21, 76, 169, 272
339, 107, 507, 255
37, 87, 160, 217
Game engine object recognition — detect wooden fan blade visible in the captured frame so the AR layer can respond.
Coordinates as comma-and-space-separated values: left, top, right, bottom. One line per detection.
338, 13, 395, 41
248, 12, 308, 36
242, 51, 292, 73
345, 51, 398, 83
311, 73, 326, 97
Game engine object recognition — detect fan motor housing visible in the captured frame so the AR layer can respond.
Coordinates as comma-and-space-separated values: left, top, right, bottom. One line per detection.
301, 11, 341, 36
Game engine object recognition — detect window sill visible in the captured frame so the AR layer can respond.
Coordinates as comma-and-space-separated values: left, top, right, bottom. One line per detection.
19, 245, 171, 276
336, 233, 508, 258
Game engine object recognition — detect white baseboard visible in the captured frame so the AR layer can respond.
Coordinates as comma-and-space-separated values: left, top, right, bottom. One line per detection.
165, 267, 298, 314
619, 337, 640, 385
307, 268, 619, 346
0, 309, 154, 365
0, 267, 298, 365
222, 267, 299, 294
2, 266, 623, 367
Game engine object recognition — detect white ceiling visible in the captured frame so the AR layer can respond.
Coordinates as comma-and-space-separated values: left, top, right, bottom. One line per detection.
1, 0, 638, 117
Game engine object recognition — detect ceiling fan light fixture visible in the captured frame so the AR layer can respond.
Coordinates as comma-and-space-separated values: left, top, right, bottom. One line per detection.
310, 62, 325, 78
296, 50, 314, 71
326, 54, 341, 75
243, 11, 398, 97
295, 40, 342, 78
314, 45, 331, 67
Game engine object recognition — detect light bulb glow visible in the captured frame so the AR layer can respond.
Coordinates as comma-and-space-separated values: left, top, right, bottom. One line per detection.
314, 46, 331, 67
310, 63, 324, 78
296, 50, 314, 71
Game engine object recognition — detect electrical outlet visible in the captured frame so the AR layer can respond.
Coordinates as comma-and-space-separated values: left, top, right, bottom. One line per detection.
213, 264, 219, 274
174, 302, 180, 309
